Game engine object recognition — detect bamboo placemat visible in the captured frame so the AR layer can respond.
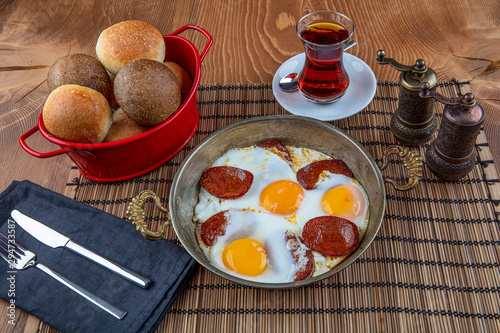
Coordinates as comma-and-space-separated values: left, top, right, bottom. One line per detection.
54, 80, 500, 332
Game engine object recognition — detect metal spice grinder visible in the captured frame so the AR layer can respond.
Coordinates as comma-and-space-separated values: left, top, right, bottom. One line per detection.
419, 82, 485, 181
376, 50, 438, 145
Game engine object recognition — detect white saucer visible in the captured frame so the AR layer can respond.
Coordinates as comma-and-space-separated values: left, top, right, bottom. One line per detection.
272, 53, 377, 121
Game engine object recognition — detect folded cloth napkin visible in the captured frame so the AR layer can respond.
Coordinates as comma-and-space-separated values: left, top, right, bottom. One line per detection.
0, 180, 197, 333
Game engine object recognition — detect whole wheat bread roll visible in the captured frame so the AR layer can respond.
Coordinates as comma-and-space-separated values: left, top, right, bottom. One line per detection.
114, 59, 180, 127
163, 61, 192, 101
47, 53, 112, 102
104, 108, 149, 142
43, 85, 112, 143
96, 20, 165, 76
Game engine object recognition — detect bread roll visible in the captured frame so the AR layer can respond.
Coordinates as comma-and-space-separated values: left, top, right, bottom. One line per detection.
104, 108, 149, 142
43, 85, 112, 143
114, 59, 181, 127
163, 61, 192, 101
47, 54, 112, 102
96, 20, 165, 76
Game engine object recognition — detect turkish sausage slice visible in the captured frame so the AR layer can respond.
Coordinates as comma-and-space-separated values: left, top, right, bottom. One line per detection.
297, 159, 353, 190
285, 230, 314, 281
200, 211, 229, 246
258, 140, 293, 163
302, 216, 359, 257
201, 166, 253, 199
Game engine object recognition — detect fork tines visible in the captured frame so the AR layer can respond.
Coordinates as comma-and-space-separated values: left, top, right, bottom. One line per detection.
0, 231, 22, 264
0, 230, 28, 251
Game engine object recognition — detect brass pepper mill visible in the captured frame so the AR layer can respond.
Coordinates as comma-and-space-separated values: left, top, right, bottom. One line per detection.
419, 82, 485, 181
376, 50, 438, 145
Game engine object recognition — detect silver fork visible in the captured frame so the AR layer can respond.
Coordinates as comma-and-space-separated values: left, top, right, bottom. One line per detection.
0, 231, 126, 320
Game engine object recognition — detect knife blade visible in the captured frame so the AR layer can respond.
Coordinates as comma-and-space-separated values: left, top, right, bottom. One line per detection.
11, 209, 151, 288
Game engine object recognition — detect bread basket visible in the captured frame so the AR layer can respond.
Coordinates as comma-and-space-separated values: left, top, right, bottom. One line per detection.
19, 25, 212, 182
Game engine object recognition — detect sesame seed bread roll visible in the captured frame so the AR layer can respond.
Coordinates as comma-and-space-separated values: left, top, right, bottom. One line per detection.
96, 20, 165, 76
104, 108, 149, 142
42, 85, 112, 143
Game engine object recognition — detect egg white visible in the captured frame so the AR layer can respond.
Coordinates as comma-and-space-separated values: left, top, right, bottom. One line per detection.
193, 146, 297, 223
197, 209, 301, 283
194, 145, 370, 283
293, 173, 369, 234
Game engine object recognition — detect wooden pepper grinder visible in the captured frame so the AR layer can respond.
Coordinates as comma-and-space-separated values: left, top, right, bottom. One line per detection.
419, 82, 485, 180
376, 50, 438, 145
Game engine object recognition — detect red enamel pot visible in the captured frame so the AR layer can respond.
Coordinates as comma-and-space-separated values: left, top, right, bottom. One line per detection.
19, 25, 212, 182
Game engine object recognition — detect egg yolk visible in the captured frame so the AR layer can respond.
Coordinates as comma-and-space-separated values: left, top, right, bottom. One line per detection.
222, 238, 267, 276
260, 180, 305, 215
322, 184, 365, 221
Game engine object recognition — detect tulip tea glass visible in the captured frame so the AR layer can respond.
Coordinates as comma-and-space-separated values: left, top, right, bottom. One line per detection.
297, 11, 354, 103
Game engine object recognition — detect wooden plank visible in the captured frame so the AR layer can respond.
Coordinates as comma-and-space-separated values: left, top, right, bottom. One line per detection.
0, 0, 499, 195
0, 0, 499, 332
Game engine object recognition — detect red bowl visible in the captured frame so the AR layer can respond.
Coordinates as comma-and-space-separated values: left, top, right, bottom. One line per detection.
20, 25, 213, 182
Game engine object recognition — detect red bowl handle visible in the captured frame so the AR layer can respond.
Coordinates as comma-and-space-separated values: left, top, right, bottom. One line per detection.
170, 24, 213, 62
19, 125, 72, 158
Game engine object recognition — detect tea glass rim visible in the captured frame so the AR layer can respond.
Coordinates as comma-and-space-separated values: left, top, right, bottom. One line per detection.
296, 10, 354, 47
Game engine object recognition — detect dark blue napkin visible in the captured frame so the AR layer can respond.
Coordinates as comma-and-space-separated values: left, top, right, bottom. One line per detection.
0, 180, 197, 333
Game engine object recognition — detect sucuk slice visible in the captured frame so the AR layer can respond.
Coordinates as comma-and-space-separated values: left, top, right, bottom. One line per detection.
258, 140, 292, 163
302, 216, 359, 257
297, 159, 353, 190
200, 166, 253, 199
285, 230, 314, 281
200, 211, 229, 246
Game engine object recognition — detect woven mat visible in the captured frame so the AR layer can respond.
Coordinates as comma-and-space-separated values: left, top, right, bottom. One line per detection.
55, 81, 500, 332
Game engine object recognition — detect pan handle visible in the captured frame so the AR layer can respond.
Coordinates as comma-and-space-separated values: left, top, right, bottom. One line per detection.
379, 145, 423, 191
126, 190, 171, 240
19, 125, 72, 158
170, 24, 213, 62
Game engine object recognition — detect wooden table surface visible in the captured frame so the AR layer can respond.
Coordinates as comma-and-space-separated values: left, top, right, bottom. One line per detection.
0, 0, 499, 332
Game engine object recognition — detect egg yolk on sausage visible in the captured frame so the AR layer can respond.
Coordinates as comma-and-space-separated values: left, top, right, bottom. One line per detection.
322, 184, 365, 221
260, 180, 305, 215
222, 238, 267, 276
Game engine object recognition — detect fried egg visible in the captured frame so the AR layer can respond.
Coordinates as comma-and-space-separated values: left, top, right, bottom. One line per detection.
198, 209, 302, 282
194, 146, 300, 222
194, 144, 369, 283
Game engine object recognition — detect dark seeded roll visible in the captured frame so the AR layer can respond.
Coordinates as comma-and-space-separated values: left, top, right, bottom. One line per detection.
47, 54, 112, 102
114, 59, 181, 127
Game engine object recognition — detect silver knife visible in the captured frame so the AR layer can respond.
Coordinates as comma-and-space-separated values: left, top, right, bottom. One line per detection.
11, 209, 151, 289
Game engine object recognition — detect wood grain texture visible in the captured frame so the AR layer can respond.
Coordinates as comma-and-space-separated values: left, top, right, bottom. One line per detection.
0, 0, 499, 332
